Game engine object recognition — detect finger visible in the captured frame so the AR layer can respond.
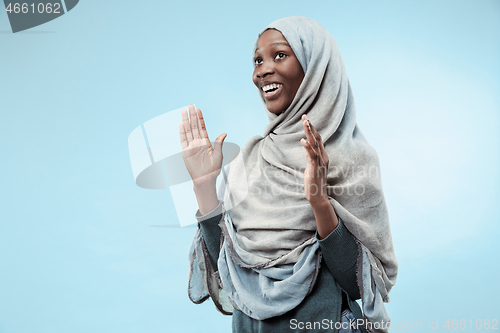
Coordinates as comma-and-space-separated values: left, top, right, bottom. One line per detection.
182, 109, 194, 142
188, 104, 200, 139
307, 119, 326, 156
302, 115, 318, 152
197, 108, 212, 147
301, 138, 320, 161
179, 123, 188, 149
303, 114, 320, 147
214, 133, 227, 157
303, 115, 328, 165
308, 124, 328, 165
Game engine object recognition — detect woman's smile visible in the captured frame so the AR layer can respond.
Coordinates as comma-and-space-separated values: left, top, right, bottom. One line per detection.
252, 29, 304, 114
261, 82, 283, 99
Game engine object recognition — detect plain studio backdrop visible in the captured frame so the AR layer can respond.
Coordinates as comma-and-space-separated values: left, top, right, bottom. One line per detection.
0, 1, 499, 332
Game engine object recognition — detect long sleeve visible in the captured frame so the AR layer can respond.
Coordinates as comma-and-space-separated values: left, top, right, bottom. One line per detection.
316, 217, 361, 300
195, 201, 224, 270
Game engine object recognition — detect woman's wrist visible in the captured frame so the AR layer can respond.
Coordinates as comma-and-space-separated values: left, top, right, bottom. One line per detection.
310, 197, 339, 239
308, 194, 329, 207
193, 180, 219, 216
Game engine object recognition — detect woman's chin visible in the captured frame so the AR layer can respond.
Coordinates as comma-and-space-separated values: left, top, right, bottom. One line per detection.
266, 104, 286, 115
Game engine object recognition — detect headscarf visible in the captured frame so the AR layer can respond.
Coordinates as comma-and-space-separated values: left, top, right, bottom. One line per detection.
189, 16, 398, 331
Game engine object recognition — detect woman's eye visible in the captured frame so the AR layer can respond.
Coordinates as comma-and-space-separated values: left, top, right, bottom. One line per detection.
254, 58, 263, 65
275, 52, 286, 60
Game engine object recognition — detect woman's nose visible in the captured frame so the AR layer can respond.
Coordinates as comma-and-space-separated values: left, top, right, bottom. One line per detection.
257, 59, 274, 78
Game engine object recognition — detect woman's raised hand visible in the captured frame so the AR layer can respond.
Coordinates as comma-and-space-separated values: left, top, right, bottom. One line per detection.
300, 114, 338, 238
179, 104, 227, 188
300, 114, 330, 207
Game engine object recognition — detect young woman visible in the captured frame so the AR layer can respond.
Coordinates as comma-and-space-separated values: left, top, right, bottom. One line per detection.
180, 16, 397, 333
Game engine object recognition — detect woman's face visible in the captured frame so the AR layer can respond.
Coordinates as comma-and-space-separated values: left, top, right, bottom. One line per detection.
253, 29, 304, 115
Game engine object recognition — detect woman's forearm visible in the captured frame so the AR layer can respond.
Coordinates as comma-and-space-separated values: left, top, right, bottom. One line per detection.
311, 198, 339, 239
193, 180, 219, 216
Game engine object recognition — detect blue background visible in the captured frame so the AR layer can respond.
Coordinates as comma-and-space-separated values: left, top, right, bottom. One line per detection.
1, 0, 499, 332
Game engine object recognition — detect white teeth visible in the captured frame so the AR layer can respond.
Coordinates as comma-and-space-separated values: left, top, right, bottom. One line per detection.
262, 83, 282, 92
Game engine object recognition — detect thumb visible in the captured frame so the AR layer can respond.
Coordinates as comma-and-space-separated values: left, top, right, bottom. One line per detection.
214, 133, 227, 155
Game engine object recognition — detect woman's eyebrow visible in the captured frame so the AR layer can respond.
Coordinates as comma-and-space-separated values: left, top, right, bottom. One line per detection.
255, 42, 291, 52
271, 42, 291, 47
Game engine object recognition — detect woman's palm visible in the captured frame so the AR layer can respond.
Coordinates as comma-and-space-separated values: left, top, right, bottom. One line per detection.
179, 105, 227, 187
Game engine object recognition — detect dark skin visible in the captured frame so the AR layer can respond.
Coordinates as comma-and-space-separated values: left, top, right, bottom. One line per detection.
180, 29, 338, 239
252, 29, 304, 115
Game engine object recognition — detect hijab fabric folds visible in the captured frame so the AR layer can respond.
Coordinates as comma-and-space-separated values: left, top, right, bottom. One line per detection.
188, 16, 397, 331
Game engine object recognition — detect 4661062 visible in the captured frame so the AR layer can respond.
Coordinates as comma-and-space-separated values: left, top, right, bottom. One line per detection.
443, 319, 498, 330
5, 2, 62, 14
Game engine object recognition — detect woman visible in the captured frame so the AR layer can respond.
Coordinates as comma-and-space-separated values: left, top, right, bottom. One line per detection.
180, 16, 397, 333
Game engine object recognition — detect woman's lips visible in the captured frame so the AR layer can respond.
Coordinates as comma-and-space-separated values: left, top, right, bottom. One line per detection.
262, 84, 283, 100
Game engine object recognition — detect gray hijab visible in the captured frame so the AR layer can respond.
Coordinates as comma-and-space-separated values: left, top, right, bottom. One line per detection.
189, 16, 397, 330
